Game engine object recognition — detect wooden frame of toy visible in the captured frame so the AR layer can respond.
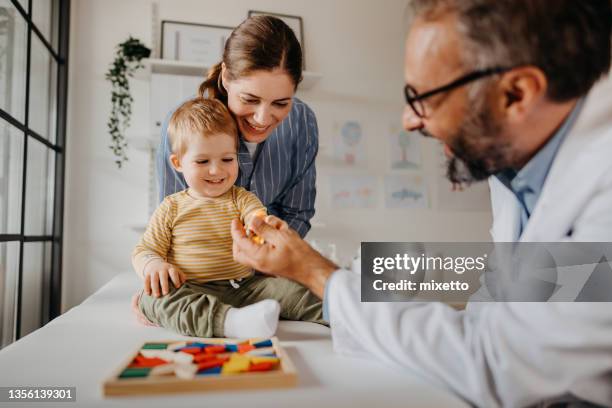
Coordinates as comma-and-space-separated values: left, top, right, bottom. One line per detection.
103, 337, 296, 396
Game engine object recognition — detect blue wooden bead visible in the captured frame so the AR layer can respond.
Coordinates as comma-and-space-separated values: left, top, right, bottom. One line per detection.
197, 366, 222, 376
253, 339, 273, 348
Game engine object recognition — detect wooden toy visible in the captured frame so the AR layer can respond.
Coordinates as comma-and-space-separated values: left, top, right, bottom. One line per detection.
103, 337, 296, 396
249, 339, 273, 348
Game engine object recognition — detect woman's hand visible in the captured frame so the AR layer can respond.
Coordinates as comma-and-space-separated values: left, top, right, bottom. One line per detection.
143, 259, 186, 297
231, 215, 338, 298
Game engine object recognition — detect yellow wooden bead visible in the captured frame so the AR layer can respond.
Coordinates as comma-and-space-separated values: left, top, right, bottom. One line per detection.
250, 356, 279, 365
221, 355, 251, 375
251, 235, 265, 245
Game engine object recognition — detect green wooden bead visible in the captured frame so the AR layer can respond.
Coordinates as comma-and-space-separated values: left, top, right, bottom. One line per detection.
142, 343, 167, 350
119, 368, 151, 378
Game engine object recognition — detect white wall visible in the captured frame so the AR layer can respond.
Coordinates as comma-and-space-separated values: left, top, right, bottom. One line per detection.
63, 0, 492, 311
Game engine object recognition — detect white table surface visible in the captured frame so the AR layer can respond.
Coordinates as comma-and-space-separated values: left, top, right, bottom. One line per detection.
0, 272, 468, 407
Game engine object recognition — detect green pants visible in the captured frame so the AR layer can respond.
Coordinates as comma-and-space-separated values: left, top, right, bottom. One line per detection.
138, 274, 327, 337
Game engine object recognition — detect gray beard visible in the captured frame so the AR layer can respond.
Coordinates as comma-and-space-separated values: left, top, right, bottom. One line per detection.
445, 100, 511, 186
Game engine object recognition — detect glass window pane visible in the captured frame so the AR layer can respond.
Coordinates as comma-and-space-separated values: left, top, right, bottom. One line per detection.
0, 1, 28, 124
13, 0, 28, 14
0, 119, 23, 234
20, 241, 51, 337
0, 241, 20, 348
29, 33, 58, 143
24, 138, 55, 236
32, 0, 58, 51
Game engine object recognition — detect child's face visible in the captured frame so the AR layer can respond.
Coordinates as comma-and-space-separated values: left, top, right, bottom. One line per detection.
171, 133, 239, 198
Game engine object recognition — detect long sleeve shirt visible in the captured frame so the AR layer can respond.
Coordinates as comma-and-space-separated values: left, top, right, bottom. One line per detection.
156, 97, 318, 237
132, 186, 265, 282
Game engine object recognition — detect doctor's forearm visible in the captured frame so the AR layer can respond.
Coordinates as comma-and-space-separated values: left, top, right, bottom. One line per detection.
294, 251, 337, 298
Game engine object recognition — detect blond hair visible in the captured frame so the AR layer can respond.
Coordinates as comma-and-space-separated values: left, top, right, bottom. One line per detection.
167, 97, 238, 157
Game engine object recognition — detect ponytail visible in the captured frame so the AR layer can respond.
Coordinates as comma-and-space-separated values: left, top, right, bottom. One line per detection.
197, 15, 302, 104
198, 62, 228, 105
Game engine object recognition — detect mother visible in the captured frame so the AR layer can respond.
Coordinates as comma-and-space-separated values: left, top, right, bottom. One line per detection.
157, 15, 318, 237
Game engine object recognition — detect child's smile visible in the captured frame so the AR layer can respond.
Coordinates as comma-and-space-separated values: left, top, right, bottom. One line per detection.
172, 132, 239, 199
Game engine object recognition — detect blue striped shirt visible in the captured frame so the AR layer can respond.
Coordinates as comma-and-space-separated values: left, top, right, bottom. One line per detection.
156, 97, 318, 237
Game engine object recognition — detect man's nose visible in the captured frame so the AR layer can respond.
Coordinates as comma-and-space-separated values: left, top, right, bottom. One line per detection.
402, 105, 425, 133
402, 105, 425, 131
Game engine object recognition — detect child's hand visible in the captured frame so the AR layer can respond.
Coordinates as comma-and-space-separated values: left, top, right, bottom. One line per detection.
246, 210, 268, 245
143, 260, 186, 297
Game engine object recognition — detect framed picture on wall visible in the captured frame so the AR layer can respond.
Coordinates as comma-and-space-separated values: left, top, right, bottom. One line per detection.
247, 10, 305, 68
161, 20, 234, 67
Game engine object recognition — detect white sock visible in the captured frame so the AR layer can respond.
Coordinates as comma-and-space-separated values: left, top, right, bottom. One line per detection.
223, 299, 280, 339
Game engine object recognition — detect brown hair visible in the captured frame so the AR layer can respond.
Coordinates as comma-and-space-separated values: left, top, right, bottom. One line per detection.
167, 97, 238, 157
198, 15, 303, 103
408, 0, 612, 102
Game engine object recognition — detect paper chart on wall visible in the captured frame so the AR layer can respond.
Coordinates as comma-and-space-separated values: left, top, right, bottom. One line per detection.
389, 126, 422, 170
384, 174, 428, 209
332, 120, 366, 167
330, 175, 377, 209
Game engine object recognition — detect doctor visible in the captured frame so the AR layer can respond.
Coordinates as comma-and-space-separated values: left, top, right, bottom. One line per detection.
232, 0, 612, 406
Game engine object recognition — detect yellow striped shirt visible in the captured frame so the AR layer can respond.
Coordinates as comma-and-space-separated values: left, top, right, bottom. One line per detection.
132, 186, 266, 282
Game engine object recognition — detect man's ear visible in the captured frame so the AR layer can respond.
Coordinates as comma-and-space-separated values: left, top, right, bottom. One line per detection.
498, 66, 548, 122
169, 154, 182, 172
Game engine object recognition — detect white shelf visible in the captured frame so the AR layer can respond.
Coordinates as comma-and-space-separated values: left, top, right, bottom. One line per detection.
134, 58, 209, 78
134, 58, 322, 90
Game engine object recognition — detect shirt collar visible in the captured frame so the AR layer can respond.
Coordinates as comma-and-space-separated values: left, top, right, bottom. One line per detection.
496, 97, 585, 196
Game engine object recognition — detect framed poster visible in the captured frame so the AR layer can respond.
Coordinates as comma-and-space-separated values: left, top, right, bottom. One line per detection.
161, 20, 234, 66
247, 11, 305, 68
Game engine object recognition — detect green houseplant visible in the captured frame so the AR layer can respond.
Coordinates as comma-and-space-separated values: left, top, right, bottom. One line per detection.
106, 37, 151, 168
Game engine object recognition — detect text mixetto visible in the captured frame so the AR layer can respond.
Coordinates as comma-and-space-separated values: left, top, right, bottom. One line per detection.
372, 279, 470, 291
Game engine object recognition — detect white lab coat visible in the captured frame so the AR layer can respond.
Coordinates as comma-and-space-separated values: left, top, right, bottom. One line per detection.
327, 75, 612, 407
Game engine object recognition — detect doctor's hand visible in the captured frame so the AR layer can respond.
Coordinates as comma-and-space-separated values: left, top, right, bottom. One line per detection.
231, 216, 338, 298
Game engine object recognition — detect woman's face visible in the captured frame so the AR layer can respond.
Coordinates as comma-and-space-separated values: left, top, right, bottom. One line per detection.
223, 67, 295, 143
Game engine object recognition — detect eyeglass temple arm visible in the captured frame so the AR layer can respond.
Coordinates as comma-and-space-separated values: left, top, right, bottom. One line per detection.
413, 67, 510, 102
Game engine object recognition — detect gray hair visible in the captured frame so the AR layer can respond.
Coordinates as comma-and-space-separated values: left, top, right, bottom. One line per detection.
407, 0, 612, 101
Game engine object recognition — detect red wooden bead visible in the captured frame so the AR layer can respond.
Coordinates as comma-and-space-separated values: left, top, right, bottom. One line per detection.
248, 362, 275, 372
238, 344, 256, 353
130, 356, 168, 368
194, 353, 216, 363
179, 347, 202, 355
204, 345, 226, 355
197, 358, 228, 371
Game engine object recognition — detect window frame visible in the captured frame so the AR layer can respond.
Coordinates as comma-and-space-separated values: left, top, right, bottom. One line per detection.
0, 0, 70, 347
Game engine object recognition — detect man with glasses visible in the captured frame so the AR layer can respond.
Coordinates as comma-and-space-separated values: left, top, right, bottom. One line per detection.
231, 0, 612, 406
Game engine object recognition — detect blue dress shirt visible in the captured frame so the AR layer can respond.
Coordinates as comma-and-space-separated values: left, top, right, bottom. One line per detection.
495, 98, 584, 237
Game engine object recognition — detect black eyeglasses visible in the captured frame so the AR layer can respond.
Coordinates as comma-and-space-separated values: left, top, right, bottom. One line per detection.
404, 67, 511, 118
